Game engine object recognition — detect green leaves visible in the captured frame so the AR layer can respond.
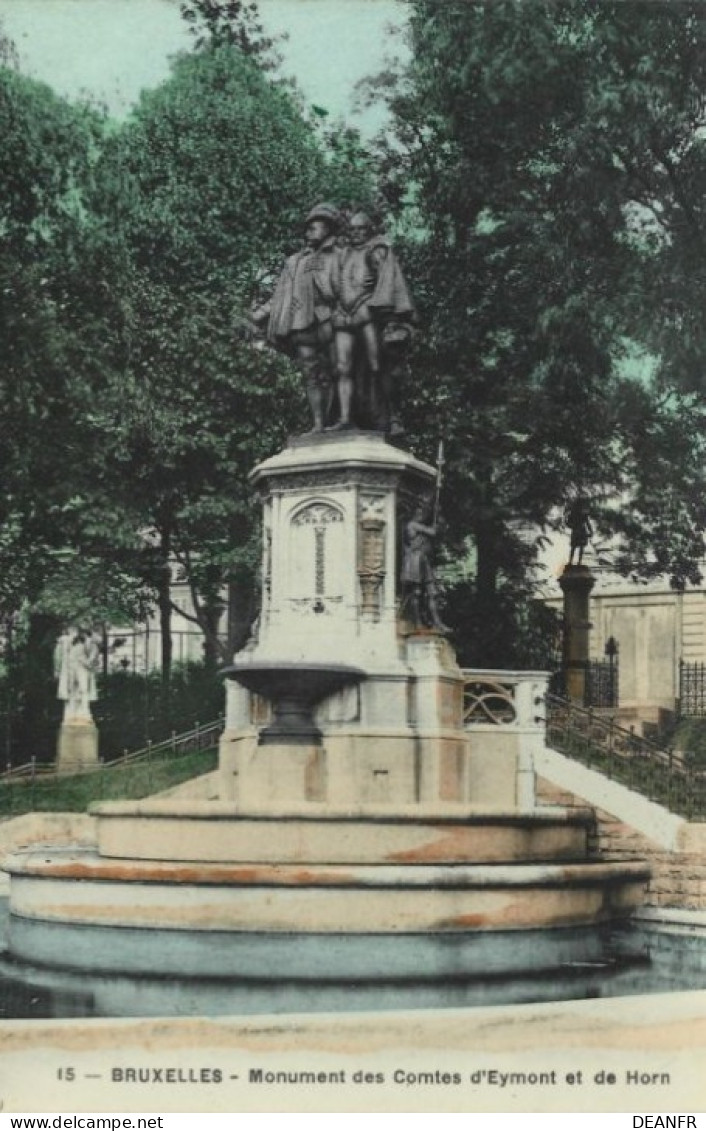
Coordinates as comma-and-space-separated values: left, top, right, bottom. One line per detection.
70, 41, 370, 663
3, 0, 704, 677
378, 0, 706, 663
0, 30, 372, 657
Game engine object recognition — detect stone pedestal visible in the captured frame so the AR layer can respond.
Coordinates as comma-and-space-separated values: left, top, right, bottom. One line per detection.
56, 719, 99, 774
559, 564, 596, 704
246, 430, 435, 666
222, 430, 474, 810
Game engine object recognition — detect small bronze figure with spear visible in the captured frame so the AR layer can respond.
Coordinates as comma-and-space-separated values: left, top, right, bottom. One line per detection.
400, 440, 450, 634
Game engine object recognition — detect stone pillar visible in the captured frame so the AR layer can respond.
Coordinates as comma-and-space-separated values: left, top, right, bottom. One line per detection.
559, 564, 596, 704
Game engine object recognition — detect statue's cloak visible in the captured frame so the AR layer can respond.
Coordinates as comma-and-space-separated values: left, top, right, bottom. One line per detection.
267, 249, 315, 344
366, 238, 416, 320
268, 239, 339, 346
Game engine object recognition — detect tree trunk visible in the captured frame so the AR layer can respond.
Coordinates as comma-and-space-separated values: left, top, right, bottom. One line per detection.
157, 525, 172, 690
227, 575, 258, 656
201, 598, 223, 669
473, 518, 504, 667
19, 612, 62, 764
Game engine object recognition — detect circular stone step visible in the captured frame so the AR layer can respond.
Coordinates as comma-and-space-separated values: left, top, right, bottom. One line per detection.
6, 847, 650, 977
90, 802, 596, 865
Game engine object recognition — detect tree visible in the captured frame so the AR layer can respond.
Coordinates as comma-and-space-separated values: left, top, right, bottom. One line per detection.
0, 16, 18, 70
81, 41, 372, 677
0, 68, 108, 622
0, 6, 377, 746
0, 66, 137, 755
368, 0, 706, 665
180, 0, 282, 65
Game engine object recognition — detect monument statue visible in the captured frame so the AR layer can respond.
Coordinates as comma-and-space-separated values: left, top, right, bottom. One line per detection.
256, 202, 340, 434
400, 503, 450, 634
55, 626, 100, 722
566, 498, 593, 566
330, 209, 415, 433
255, 203, 416, 434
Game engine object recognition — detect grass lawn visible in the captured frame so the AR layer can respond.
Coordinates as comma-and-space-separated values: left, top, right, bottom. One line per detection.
0, 747, 218, 819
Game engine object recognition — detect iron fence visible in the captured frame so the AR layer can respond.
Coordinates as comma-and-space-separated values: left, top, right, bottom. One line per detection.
548, 659, 619, 708
546, 693, 705, 820
586, 658, 619, 708
2, 717, 223, 780
679, 660, 706, 717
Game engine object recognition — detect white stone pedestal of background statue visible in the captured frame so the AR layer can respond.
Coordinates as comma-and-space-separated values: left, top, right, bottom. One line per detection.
56, 717, 99, 774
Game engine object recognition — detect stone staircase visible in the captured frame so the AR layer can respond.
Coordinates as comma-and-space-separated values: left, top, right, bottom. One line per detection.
541, 694, 706, 913
545, 694, 706, 821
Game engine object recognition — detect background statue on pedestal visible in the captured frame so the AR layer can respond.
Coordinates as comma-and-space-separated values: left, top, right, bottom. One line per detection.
566, 498, 593, 566
55, 627, 100, 722
254, 203, 416, 435
400, 503, 450, 634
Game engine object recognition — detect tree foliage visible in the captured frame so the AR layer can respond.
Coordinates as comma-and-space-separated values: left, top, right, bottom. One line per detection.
2, 0, 706, 700
76, 40, 372, 670
180, 0, 282, 64
0, 11, 373, 707
369, 0, 706, 664
0, 69, 107, 622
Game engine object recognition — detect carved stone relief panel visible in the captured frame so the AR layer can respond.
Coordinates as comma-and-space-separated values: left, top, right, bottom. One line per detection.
358, 494, 387, 620
287, 500, 346, 614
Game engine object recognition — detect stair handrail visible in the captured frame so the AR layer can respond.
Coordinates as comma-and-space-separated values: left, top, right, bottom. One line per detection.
545, 692, 706, 820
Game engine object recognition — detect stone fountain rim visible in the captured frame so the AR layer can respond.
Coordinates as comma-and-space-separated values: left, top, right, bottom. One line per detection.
221, 661, 366, 677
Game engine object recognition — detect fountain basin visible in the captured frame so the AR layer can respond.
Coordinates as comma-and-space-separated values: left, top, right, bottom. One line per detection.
222, 661, 366, 745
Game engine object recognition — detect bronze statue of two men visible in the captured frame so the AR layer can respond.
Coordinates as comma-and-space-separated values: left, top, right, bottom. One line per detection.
260, 203, 416, 435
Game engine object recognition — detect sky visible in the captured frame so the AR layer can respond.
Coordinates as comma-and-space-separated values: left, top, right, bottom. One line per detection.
0, 0, 407, 131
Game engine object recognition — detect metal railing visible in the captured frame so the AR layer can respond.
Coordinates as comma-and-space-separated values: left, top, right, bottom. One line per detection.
679, 660, 706, 717
546, 693, 706, 820
548, 660, 619, 708
586, 658, 619, 708
102, 717, 224, 770
1, 717, 224, 782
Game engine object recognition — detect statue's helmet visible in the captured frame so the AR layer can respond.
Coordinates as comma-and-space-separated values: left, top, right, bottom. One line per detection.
305, 202, 341, 228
